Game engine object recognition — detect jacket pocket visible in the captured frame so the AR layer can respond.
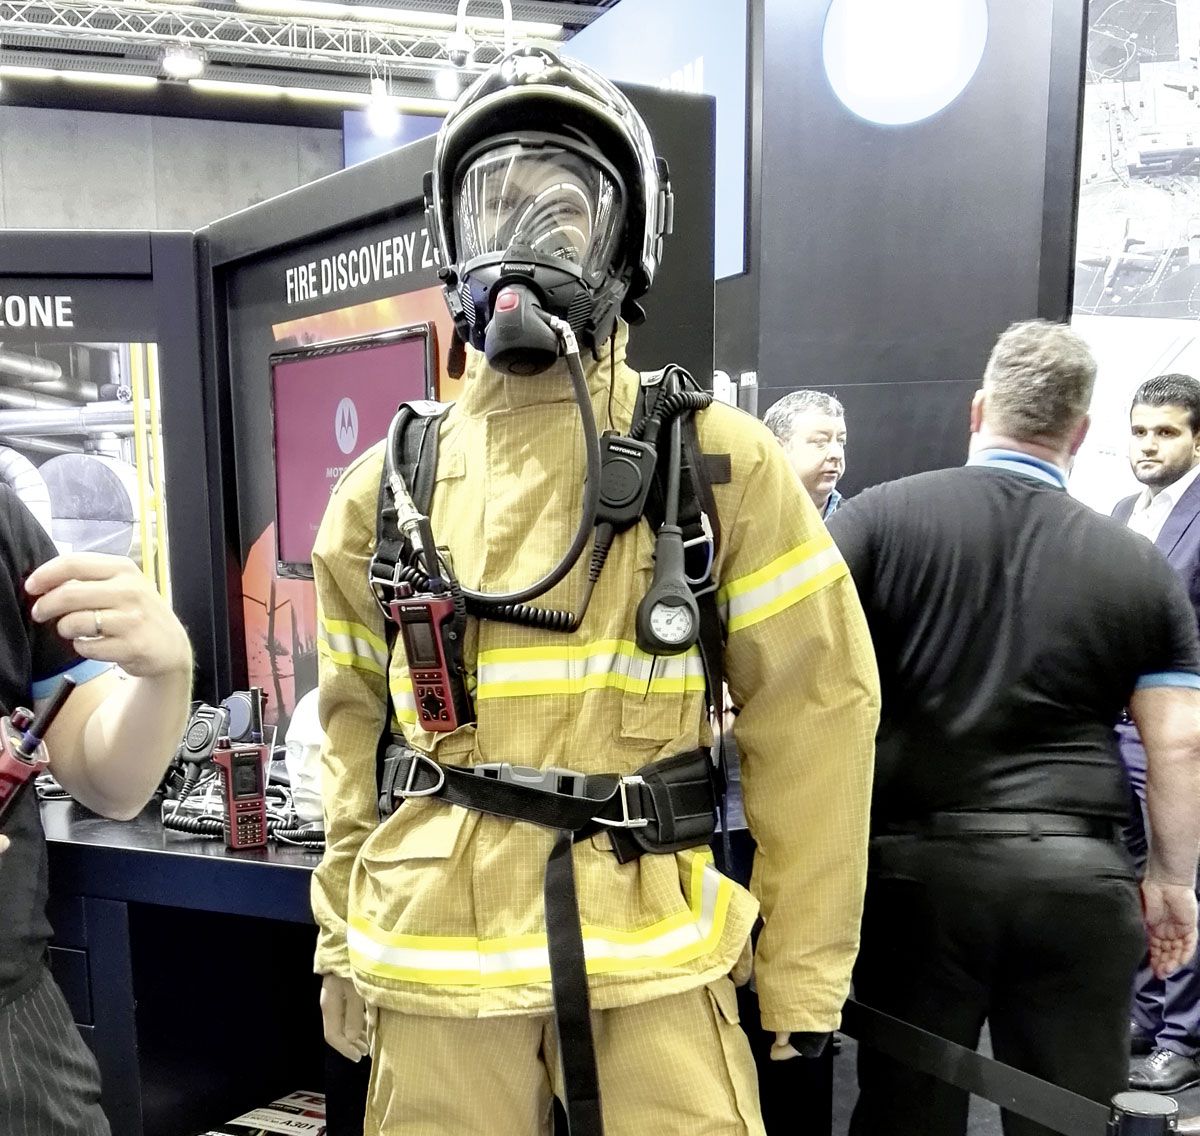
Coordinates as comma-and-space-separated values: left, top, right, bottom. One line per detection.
704, 977, 764, 1129
357, 798, 467, 865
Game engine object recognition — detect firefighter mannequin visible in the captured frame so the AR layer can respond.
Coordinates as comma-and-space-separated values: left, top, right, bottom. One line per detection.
312, 48, 879, 1135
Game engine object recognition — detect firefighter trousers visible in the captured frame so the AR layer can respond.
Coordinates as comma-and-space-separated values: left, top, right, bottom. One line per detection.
365, 976, 765, 1135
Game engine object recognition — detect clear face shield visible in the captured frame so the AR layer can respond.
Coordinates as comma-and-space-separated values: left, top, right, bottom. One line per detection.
453, 142, 625, 287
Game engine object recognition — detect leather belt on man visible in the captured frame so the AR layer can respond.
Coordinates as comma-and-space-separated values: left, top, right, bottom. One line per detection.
881, 811, 1122, 842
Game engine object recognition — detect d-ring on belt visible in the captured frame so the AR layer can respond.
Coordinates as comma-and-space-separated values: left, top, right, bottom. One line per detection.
378, 745, 720, 1136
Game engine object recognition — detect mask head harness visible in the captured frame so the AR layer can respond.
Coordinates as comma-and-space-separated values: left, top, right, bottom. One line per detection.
424, 46, 673, 376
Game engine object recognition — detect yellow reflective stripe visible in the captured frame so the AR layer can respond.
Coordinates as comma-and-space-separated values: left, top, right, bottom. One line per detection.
389, 672, 417, 725
318, 617, 388, 673
322, 617, 387, 658
719, 537, 848, 633
317, 637, 385, 677
347, 851, 733, 987
475, 640, 703, 700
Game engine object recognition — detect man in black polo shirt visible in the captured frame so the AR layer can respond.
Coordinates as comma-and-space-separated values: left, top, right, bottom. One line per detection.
0, 485, 193, 1134
828, 320, 1200, 1136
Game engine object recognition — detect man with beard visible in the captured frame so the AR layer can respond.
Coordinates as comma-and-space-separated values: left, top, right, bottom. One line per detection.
1115, 373, 1200, 1092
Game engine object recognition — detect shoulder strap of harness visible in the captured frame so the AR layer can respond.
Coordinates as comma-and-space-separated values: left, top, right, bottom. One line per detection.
374, 400, 449, 791
636, 367, 730, 725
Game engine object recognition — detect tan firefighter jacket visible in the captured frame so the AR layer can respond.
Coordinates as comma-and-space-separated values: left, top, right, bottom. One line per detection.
310, 326, 879, 1033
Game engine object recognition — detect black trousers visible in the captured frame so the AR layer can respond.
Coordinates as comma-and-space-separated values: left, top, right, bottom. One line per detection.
850, 832, 1144, 1136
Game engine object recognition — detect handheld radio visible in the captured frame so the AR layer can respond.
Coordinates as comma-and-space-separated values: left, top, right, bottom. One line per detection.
390, 593, 473, 732
211, 687, 268, 850
0, 676, 75, 826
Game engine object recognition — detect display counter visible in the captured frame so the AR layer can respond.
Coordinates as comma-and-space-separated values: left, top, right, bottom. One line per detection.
43, 800, 327, 1136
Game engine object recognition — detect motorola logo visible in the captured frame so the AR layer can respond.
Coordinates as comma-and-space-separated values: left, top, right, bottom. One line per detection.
334, 397, 359, 455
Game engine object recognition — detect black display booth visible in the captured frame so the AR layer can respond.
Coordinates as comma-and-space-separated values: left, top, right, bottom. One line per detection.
0, 231, 222, 700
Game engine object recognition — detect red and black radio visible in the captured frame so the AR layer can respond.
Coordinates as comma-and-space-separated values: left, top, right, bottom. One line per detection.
211, 686, 268, 850
389, 593, 473, 733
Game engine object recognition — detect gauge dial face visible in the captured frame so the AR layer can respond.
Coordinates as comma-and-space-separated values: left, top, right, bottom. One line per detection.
649, 602, 695, 645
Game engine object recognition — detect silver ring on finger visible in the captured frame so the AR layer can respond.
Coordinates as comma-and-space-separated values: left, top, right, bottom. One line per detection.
93, 610, 104, 637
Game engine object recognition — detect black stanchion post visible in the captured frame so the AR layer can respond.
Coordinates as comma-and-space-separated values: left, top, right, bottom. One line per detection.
1109, 1091, 1178, 1134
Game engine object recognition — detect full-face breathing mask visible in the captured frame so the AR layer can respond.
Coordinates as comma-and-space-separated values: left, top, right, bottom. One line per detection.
424, 47, 673, 377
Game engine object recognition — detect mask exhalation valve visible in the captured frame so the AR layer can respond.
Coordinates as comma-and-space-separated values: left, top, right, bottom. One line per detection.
483, 285, 562, 375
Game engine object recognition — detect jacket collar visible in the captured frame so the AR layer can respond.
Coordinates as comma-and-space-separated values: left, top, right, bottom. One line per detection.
456, 322, 638, 425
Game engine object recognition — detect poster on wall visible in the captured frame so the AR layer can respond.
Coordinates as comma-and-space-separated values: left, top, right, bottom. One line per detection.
226, 209, 451, 729
1072, 0, 1200, 511
0, 281, 169, 598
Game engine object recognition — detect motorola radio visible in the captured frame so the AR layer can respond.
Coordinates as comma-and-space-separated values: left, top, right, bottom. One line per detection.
211, 687, 269, 850
392, 593, 473, 732
0, 676, 75, 826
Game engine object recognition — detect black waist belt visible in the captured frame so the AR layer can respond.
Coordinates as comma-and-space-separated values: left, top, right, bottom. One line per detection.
378, 745, 719, 1136
882, 811, 1122, 842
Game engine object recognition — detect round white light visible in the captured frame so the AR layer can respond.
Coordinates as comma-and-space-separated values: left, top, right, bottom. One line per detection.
434, 67, 460, 101
821, 0, 988, 126
367, 76, 400, 138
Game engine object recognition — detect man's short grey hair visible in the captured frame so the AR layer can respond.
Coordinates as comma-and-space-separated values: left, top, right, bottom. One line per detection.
763, 390, 845, 444
983, 320, 1097, 443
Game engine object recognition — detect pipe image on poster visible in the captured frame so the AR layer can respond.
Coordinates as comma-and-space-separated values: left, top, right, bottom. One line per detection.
0, 340, 171, 598
240, 285, 453, 729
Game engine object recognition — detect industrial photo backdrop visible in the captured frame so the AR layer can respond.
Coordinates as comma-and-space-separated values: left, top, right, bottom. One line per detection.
1073, 0, 1200, 510
0, 338, 170, 598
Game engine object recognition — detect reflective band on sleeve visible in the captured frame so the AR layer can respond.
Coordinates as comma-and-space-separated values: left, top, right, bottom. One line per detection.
318, 617, 389, 676
718, 534, 848, 633
475, 640, 704, 700
1135, 671, 1200, 690
347, 850, 733, 987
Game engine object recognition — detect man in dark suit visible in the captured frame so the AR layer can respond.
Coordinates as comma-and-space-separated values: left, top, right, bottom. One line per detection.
1115, 373, 1200, 1092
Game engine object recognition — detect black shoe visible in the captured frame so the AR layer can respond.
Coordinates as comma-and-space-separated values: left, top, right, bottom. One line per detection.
1130, 1048, 1200, 1092
1131, 1021, 1155, 1056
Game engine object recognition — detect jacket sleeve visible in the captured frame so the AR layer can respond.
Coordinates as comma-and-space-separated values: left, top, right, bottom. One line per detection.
310, 450, 391, 978
719, 429, 880, 1033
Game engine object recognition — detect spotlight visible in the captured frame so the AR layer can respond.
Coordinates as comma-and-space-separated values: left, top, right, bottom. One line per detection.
367, 76, 400, 138
162, 44, 205, 80
445, 28, 474, 68
434, 67, 460, 100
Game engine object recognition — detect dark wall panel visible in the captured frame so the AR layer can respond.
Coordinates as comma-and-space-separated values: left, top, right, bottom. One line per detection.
810, 379, 977, 498
750, 0, 1085, 488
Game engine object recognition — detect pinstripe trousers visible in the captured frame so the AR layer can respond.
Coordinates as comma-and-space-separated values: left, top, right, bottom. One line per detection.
0, 967, 109, 1136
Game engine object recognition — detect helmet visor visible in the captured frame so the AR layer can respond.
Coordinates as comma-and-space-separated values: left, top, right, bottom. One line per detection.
454, 142, 625, 285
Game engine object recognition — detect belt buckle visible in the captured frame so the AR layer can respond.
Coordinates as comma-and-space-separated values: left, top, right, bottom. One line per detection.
473, 762, 585, 797
397, 752, 445, 798
593, 775, 649, 829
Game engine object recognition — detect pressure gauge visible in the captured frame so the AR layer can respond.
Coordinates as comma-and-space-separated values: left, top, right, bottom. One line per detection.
648, 600, 696, 646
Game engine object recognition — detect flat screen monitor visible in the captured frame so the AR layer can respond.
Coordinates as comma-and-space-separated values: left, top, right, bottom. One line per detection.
269, 324, 435, 578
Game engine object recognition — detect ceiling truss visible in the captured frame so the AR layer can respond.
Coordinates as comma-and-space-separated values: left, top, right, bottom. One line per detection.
0, 0, 541, 74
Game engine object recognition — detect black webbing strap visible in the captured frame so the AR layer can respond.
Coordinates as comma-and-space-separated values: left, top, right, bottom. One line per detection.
372, 404, 449, 800
381, 749, 716, 840
841, 1001, 1112, 1136
547, 830, 603, 1135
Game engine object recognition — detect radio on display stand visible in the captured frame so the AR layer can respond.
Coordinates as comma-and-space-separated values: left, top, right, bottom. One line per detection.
210, 686, 268, 850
